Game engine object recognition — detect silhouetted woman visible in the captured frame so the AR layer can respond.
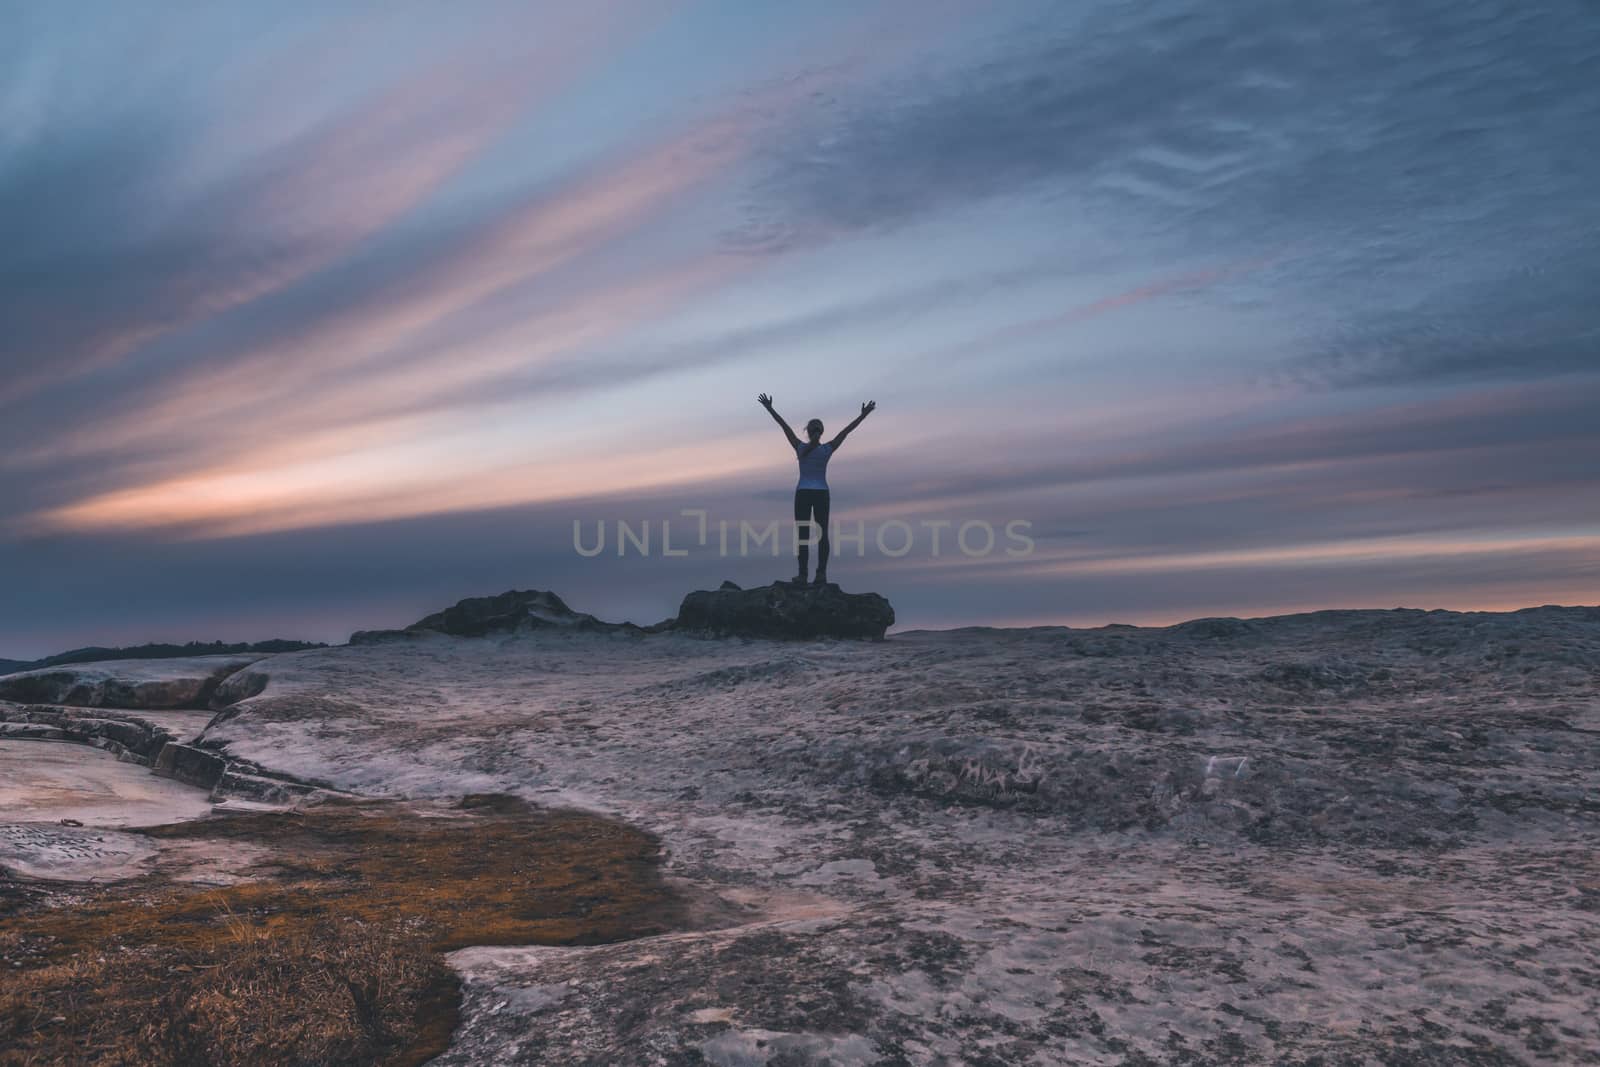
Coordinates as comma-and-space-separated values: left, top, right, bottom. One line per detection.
758, 393, 876, 586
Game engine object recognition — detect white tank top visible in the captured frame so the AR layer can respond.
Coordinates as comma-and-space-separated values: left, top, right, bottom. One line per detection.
795, 441, 833, 490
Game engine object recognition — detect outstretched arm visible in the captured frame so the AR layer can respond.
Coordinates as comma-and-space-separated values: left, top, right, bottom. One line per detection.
828, 400, 876, 451
757, 393, 802, 449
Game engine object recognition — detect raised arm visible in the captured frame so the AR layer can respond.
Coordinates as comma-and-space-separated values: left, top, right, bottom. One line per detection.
828, 400, 876, 451
757, 393, 802, 449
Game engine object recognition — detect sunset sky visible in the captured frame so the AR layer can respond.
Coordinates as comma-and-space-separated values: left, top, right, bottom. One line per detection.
3, 0, 1598, 657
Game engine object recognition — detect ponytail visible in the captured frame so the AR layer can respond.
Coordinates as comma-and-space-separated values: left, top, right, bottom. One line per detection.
800, 420, 825, 457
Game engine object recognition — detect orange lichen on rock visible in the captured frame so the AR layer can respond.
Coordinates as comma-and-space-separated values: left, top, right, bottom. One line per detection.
0, 795, 684, 1067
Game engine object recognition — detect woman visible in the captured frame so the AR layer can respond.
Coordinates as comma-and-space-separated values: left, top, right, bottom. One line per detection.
757, 393, 876, 586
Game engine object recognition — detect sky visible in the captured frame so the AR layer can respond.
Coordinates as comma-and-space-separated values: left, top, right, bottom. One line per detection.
2, 0, 1598, 657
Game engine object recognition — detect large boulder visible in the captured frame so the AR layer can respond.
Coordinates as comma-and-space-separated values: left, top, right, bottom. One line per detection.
674, 580, 895, 640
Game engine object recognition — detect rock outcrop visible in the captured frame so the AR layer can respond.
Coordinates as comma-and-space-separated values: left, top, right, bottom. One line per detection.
0, 705, 173, 762
674, 580, 895, 640
0, 701, 331, 803
352, 589, 639, 643
0, 640, 324, 678
349, 584, 894, 644
0, 655, 267, 709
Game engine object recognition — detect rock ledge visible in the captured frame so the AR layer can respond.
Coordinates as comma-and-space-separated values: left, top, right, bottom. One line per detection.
674, 580, 895, 640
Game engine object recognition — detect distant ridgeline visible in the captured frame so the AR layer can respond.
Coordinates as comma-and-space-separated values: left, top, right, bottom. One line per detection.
0, 639, 326, 675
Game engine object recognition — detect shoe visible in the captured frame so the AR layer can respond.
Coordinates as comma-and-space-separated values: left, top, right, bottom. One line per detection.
791, 573, 808, 585
811, 571, 828, 587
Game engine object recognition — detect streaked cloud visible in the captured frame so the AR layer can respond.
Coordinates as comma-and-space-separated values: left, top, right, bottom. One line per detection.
1, 0, 1597, 654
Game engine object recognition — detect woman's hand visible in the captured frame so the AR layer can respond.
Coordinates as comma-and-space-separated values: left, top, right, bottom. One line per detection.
860, 400, 876, 416
758, 393, 773, 408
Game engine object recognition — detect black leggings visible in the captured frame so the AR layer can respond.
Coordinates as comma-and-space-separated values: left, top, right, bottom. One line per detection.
793, 488, 830, 574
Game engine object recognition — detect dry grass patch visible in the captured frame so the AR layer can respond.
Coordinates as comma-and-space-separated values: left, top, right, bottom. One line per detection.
0, 795, 684, 1066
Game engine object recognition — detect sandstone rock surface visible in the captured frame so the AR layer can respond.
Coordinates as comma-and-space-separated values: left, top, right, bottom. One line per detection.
7, 599, 1599, 1062
187, 603, 1600, 1063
